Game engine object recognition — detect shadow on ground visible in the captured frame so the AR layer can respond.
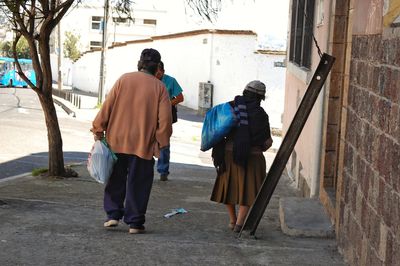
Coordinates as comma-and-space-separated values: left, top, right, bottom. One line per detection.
0, 151, 89, 179
177, 105, 205, 123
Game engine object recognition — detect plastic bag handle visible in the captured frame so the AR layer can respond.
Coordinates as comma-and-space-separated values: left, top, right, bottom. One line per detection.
100, 138, 118, 161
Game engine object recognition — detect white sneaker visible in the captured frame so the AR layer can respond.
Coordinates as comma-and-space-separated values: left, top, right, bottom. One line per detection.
104, 219, 119, 227
129, 226, 145, 234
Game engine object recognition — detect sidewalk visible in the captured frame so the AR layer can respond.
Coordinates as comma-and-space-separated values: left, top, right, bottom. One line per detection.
0, 163, 345, 265
0, 96, 346, 265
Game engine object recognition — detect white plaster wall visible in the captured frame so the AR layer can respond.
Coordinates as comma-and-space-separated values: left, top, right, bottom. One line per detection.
152, 35, 211, 110
210, 34, 285, 128
50, 54, 73, 86
71, 31, 286, 128
71, 52, 101, 93
102, 35, 211, 109
258, 54, 286, 129
210, 34, 259, 104
105, 42, 154, 94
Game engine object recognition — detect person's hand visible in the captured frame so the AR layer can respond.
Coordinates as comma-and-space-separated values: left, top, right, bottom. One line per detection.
93, 133, 104, 141
266, 137, 273, 149
262, 137, 273, 151
171, 93, 184, 106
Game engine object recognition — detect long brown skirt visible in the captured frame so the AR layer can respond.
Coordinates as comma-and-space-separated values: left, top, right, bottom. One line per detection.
210, 150, 266, 206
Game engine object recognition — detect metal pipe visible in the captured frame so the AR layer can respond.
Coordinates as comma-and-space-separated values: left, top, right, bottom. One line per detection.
98, 0, 109, 104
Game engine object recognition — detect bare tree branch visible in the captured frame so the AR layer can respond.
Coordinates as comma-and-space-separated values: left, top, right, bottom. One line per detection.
54, 0, 75, 13
41, 0, 50, 14
19, 2, 33, 18
12, 33, 40, 93
111, 0, 135, 21
51, 0, 56, 10
51, 0, 74, 29
184, 0, 221, 22
28, 0, 36, 35
12, 8, 30, 36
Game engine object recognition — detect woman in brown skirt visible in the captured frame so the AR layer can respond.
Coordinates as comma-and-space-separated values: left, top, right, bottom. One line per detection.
210, 80, 273, 233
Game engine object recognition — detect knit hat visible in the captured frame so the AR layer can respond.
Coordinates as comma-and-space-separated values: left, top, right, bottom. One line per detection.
244, 80, 266, 100
140, 48, 161, 63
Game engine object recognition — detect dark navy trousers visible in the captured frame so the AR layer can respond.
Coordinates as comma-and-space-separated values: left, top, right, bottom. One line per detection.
104, 153, 154, 227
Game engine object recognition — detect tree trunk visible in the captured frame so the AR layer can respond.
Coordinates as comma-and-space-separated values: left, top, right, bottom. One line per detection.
38, 90, 65, 176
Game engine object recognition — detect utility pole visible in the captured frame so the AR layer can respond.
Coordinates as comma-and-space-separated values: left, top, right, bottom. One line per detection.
57, 0, 63, 90
98, 0, 109, 104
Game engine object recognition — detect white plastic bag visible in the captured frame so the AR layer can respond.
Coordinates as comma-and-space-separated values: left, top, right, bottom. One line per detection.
87, 139, 117, 184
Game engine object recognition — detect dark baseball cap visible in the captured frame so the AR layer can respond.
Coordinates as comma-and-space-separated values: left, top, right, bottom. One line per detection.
140, 48, 161, 63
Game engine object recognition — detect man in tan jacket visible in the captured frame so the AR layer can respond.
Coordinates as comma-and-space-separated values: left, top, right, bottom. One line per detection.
91, 48, 172, 234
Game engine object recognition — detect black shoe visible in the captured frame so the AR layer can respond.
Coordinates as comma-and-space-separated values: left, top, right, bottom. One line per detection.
160, 174, 168, 181
233, 224, 243, 233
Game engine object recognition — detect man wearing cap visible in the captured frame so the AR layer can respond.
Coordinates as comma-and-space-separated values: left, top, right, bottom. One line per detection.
91, 48, 172, 234
155, 61, 184, 181
210, 80, 273, 233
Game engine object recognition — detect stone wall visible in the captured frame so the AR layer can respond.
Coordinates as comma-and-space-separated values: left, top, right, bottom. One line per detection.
338, 33, 400, 265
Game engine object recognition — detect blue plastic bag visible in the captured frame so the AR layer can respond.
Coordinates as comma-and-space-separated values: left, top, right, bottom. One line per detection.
87, 139, 117, 184
200, 102, 237, 151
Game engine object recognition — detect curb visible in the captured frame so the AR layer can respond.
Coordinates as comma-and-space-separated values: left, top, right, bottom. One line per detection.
53, 97, 76, 117
279, 197, 335, 238
0, 172, 33, 185
0, 162, 87, 186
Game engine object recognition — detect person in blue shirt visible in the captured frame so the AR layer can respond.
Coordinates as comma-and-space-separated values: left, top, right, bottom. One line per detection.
155, 61, 184, 181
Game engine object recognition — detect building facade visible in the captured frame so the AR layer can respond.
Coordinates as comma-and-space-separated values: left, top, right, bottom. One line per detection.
71, 29, 286, 129
51, 1, 166, 53
284, 0, 399, 264
50, 1, 167, 87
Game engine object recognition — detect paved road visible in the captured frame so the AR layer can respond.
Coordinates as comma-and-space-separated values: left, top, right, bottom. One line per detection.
0, 88, 93, 179
0, 88, 215, 180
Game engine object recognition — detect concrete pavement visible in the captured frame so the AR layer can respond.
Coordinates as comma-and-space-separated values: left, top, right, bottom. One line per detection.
0, 97, 346, 265
0, 163, 345, 265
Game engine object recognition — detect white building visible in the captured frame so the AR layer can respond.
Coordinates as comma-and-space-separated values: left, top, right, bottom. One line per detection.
70, 29, 286, 129
50, 1, 166, 86
52, 1, 166, 52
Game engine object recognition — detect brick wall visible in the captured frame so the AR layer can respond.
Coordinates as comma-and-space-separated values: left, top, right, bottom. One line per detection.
338, 34, 400, 265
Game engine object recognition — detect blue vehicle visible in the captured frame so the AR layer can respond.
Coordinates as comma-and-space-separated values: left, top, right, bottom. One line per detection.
0, 57, 36, 87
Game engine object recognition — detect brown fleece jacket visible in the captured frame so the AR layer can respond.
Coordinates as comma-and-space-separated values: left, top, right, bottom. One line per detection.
91, 71, 172, 159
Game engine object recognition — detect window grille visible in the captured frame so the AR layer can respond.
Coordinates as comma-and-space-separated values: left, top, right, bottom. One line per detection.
91, 16, 103, 30
143, 19, 157, 25
90, 41, 102, 50
289, 0, 315, 69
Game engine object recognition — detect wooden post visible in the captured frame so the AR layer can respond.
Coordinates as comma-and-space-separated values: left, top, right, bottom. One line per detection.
239, 53, 335, 237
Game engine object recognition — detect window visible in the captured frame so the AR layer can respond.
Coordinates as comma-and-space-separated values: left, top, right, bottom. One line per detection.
143, 19, 157, 25
90, 41, 102, 50
91, 16, 103, 30
289, 0, 315, 69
